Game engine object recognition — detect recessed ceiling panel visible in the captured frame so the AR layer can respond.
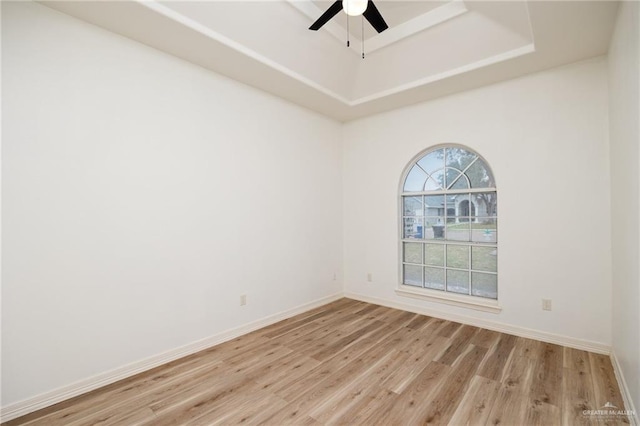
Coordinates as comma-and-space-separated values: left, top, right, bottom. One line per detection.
42, 0, 619, 121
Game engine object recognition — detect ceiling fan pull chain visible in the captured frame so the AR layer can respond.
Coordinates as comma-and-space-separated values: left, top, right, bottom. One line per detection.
361, 15, 365, 59
346, 12, 350, 47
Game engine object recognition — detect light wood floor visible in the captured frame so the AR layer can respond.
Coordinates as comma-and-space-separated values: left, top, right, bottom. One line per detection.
5, 298, 630, 426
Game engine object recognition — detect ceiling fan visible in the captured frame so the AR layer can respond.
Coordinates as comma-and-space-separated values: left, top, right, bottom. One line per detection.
309, 0, 389, 34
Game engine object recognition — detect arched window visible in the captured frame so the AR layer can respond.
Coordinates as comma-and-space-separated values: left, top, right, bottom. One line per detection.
399, 145, 498, 311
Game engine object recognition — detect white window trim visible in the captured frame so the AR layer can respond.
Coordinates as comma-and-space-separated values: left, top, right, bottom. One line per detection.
397, 144, 500, 313
395, 285, 502, 313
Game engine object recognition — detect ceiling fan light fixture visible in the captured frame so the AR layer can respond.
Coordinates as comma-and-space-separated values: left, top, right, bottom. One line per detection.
342, 0, 368, 17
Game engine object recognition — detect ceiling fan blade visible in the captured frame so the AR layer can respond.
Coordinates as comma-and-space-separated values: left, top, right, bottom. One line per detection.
309, 0, 343, 31
363, 0, 388, 33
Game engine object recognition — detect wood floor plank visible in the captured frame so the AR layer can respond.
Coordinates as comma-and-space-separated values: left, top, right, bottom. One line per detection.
256, 299, 341, 336
524, 398, 562, 425
306, 349, 401, 423
86, 406, 157, 426
589, 353, 628, 417
261, 310, 337, 339
435, 324, 480, 365
564, 347, 592, 374
146, 375, 261, 425
383, 309, 418, 327
330, 386, 398, 426
405, 313, 432, 330
279, 323, 348, 354
363, 361, 451, 425
222, 340, 290, 367
562, 368, 597, 426
6, 299, 629, 426
448, 375, 500, 426
308, 320, 386, 361
477, 333, 517, 381
370, 305, 406, 323
512, 336, 542, 360
486, 354, 535, 426
530, 342, 564, 407
590, 352, 624, 408
266, 331, 382, 399
265, 300, 367, 343
22, 360, 224, 426
205, 391, 289, 425
64, 362, 229, 426
146, 368, 250, 416
437, 320, 461, 338
269, 339, 396, 420
469, 328, 500, 349
417, 344, 488, 425
5, 349, 221, 426
380, 334, 450, 394
244, 352, 320, 388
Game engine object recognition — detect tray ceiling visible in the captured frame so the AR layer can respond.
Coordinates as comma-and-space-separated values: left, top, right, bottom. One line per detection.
43, 1, 619, 121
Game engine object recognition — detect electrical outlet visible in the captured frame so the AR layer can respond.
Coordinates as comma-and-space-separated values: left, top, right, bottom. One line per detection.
542, 299, 552, 311
367, 273, 373, 282
333, 273, 337, 281
240, 294, 247, 306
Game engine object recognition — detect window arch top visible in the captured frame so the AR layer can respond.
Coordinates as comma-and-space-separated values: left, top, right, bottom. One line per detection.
403, 147, 495, 192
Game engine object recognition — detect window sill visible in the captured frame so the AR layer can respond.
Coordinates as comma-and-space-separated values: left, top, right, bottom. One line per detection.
395, 285, 502, 314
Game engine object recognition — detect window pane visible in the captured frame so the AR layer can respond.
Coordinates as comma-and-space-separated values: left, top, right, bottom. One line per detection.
403, 264, 422, 287
447, 245, 469, 269
446, 147, 477, 171
472, 246, 497, 272
445, 168, 462, 189
472, 272, 497, 299
471, 193, 497, 217
404, 166, 428, 192
424, 217, 445, 240
426, 169, 445, 190
403, 217, 423, 239
424, 195, 445, 216
447, 270, 469, 294
446, 194, 457, 212
447, 221, 471, 241
465, 158, 495, 188
403, 242, 423, 264
425, 267, 445, 290
446, 195, 477, 218
424, 244, 444, 266
456, 197, 476, 216
417, 149, 444, 174
471, 218, 497, 243
449, 173, 470, 190
403, 196, 423, 216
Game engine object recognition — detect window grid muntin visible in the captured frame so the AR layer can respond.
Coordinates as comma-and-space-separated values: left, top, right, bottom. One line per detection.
400, 146, 497, 300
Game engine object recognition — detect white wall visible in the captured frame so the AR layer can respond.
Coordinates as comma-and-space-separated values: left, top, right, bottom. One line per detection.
1, 1, 342, 407
608, 0, 640, 413
343, 58, 612, 346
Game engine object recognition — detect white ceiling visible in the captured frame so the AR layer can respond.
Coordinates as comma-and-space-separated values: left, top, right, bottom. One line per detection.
43, 0, 619, 122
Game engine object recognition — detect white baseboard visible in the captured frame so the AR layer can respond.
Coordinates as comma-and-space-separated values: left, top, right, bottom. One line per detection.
0, 292, 343, 423
344, 291, 611, 355
610, 351, 639, 426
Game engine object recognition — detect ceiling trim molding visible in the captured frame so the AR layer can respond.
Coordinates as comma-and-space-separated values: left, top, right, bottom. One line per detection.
287, 0, 469, 56
352, 43, 536, 105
